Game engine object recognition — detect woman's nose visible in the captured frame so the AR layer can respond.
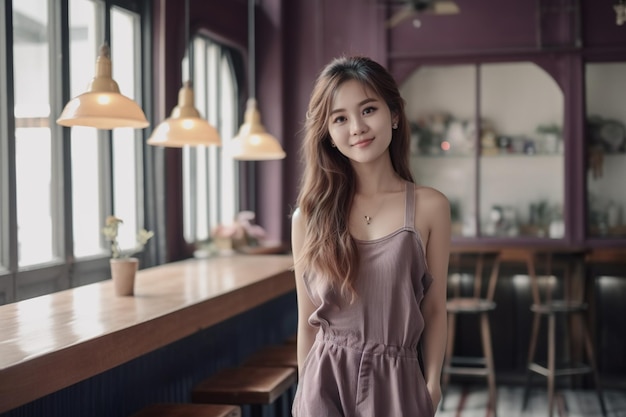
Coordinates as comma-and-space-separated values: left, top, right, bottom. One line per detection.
350, 117, 367, 135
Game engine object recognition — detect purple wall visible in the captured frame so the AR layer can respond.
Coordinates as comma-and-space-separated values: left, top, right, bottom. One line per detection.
155, 0, 626, 251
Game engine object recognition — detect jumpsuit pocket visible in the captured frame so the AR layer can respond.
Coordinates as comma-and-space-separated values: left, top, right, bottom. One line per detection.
418, 371, 435, 417
354, 352, 370, 406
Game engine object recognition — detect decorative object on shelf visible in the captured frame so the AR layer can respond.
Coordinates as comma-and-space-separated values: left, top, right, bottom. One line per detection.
599, 120, 626, 152
606, 200, 622, 229
102, 216, 154, 296
535, 123, 562, 154
587, 116, 626, 153
615, 0, 626, 25
588, 195, 625, 236
586, 116, 626, 179
412, 112, 474, 156
480, 120, 499, 156
227, 0, 286, 160
147, 0, 221, 148
385, 0, 461, 28
56, 0, 148, 129
496, 135, 512, 153
485, 205, 519, 237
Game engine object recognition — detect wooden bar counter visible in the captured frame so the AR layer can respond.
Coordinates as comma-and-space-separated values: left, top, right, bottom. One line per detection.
0, 254, 295, 414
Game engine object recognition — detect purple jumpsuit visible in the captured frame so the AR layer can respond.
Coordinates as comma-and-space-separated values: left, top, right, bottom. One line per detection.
292, 181, 435, 417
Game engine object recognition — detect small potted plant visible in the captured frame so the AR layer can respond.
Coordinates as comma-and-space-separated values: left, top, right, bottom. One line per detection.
102, 216, 154, 296
535, 123, 562, 153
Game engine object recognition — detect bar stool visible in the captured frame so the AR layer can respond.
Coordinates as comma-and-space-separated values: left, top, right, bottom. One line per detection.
242, 344, 298, 369
242, 344, 298, 414
441, 250, 501, 416
192, 366, 296, 417
130, 403, 241, 417
585, 248, 626, 394
499, 248, 606, 417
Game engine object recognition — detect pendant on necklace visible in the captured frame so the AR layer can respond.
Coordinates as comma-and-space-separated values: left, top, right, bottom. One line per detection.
364, 216, 372, 225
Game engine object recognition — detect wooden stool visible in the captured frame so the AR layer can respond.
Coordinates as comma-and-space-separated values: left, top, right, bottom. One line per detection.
498, 248, 606, 417
130, 403, 241, 417
441, 250, 501, 416
192, 366, 297, 417
242, 344, 298, 415
242, 344, 298, 368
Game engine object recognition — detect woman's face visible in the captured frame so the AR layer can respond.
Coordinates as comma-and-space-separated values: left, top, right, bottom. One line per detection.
327, 79, 397, 164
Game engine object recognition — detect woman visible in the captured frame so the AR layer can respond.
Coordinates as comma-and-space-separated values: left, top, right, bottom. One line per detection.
291, 55, 450, 416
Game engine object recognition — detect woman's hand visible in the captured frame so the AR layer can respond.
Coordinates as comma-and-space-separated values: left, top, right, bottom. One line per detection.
427, 382, 442, 412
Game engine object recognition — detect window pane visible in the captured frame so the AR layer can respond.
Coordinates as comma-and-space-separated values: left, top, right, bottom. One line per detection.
111, 7, 143, 253
585, 62, 626, 238
218, 55, 237, 226
112, 131, 139, 251
184, 37, 239, 245
71, 128, 102, 257
70, 0, 104, 258
13, 0, 55, 266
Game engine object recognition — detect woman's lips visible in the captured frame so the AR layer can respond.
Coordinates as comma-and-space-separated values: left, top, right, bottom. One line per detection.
352, 138, 374, 147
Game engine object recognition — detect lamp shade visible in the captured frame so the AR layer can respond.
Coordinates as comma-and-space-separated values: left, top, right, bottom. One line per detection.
146, 81, 221, 147
228, 98, 286, 160
57, 44, 149, 130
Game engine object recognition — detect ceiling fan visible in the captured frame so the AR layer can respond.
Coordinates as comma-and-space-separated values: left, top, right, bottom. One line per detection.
385, 0, 460, 28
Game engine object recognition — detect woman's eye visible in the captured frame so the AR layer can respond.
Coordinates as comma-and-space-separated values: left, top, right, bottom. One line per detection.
363, 106, 377, 115
333, 115, 346, 124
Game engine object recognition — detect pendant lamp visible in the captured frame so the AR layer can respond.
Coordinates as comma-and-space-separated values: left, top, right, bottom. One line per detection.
57, 44, 149, 129
147, 0, 221, 147
57, 1, 148, 130
228, 0, 286, 160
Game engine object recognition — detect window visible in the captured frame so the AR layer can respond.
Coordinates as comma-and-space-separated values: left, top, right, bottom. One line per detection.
71, 2, 146, 258
0, 0, 150, 305
13, 0, 56, 266
110, 6, 145, 253
69, 0, 103, 258
183, 35, 240, 244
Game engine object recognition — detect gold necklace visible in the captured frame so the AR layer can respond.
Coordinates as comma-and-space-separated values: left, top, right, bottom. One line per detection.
361, 196, 387, 226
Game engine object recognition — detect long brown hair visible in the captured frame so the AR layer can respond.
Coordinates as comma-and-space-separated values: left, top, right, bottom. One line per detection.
295, 56, 414, 300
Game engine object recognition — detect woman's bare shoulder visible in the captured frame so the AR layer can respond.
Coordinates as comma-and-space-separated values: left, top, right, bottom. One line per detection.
292, 207, 302, 222
291, 207, 305, 230
413, 185, 450, 211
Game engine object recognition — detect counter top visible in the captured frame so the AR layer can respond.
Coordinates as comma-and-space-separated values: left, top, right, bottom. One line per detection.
0, 254, 295, 414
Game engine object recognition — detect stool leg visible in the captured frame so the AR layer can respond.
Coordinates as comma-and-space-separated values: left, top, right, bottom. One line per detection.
440, 311, 456, 410
579, 312, 607, 416
480, 312, 497, 417
522, 311, 541, 410
547, 313, 556, 417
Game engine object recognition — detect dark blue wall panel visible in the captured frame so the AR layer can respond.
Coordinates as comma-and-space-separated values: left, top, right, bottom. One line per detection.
1, 292, 297, 417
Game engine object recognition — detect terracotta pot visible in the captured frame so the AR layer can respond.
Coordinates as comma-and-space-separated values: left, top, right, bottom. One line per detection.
110, 257, 139, 296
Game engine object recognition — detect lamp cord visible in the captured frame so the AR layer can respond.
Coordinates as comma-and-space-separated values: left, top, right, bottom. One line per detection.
185, 0, 192, 81
248, 0, 255, 99
104, 0, 111, 48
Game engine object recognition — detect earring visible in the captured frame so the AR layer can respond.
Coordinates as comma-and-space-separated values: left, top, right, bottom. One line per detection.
330, 141, 337, 148
392, 122, 398, 129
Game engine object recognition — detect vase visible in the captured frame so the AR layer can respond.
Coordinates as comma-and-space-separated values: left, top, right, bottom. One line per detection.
110, 257, 139, 296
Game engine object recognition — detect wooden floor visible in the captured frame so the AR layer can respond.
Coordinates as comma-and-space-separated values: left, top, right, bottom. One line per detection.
437, 385, 626, 417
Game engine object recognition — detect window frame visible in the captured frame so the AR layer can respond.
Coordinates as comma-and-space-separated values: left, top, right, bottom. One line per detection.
0, 0, 153, 305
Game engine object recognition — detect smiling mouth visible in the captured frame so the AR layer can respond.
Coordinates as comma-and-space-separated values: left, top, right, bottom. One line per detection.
352, 138, 374, 147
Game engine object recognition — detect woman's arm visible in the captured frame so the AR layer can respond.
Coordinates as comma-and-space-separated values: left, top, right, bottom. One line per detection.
291, 208, 319, 377
416, 187, 451, 410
